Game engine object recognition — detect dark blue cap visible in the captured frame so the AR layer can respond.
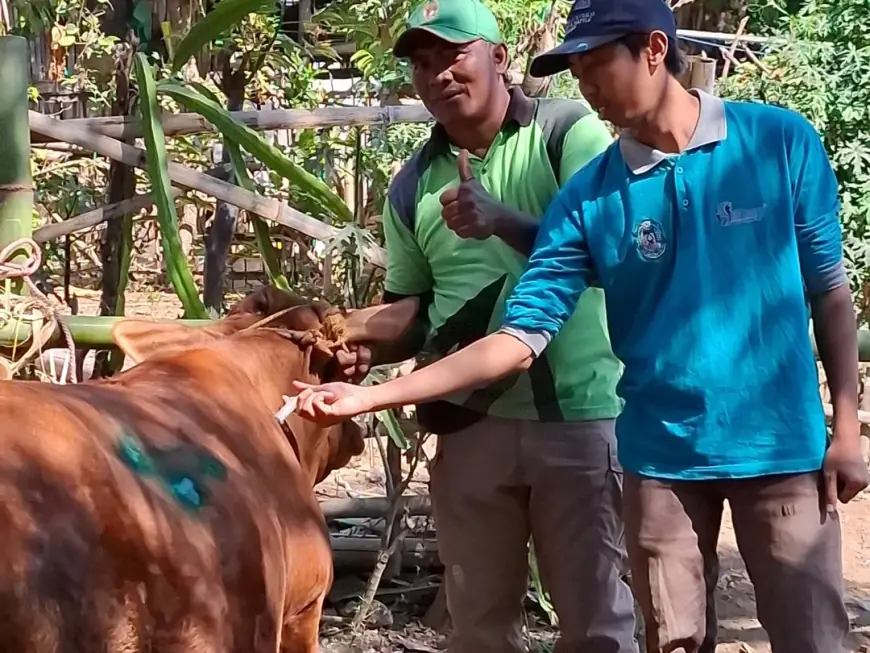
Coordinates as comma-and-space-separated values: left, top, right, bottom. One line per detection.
529, 0, 677, 78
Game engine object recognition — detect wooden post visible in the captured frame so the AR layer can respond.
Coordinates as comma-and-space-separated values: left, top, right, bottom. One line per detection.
678, 54, 717, 96
0, 35, 34, 286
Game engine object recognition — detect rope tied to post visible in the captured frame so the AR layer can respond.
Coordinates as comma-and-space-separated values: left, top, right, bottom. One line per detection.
0, 237, 77, 384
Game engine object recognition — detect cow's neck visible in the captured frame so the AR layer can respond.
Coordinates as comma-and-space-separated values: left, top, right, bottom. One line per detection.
214, 333, 326, 485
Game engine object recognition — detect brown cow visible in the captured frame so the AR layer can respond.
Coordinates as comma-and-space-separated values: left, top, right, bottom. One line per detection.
0, 287, 417, 653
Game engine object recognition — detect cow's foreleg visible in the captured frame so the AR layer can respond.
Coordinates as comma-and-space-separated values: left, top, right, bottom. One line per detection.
279, 599, 323, 653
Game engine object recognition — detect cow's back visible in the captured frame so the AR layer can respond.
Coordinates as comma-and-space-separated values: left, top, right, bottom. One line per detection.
0, 352, 332, 652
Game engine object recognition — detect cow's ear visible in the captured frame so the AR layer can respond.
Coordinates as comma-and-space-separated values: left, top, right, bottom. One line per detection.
343, 297, 420, 343
112, 319, 222, 364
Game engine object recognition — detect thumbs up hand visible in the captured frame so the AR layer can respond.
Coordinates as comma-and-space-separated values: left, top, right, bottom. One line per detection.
456, 147, 475, 183
439, 149, 500, 240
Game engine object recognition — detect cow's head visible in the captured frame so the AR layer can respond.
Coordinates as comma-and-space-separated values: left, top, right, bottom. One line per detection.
110, 286, 419, 486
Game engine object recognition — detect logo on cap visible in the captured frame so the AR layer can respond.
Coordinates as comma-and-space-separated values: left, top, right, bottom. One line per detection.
566, 5, 595, 34
421, 1, 439, 21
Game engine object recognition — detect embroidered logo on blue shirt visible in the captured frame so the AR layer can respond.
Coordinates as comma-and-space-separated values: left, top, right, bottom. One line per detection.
633, 218, 667, 261
716, 201, 767, 227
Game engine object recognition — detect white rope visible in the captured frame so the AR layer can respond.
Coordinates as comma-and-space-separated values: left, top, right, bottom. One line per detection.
0, 238, 77, 384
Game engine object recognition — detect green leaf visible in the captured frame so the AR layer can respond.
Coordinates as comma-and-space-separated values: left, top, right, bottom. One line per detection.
376, 409, 411, 450
528, 542, 558, 627
158, 81, 352, 222
132, 53, 209, 319
171, 0, 275, 72
224, 139, 290, 291
188, 81, 224, 105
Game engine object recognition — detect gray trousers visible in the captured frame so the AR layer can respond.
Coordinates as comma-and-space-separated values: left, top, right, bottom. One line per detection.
429, 415, 638, 653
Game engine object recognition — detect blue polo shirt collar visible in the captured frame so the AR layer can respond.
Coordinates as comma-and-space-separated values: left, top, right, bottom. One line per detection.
618, 89, 728, 175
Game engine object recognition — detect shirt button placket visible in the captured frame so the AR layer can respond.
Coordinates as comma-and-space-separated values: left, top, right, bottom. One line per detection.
674, 163, 689, 209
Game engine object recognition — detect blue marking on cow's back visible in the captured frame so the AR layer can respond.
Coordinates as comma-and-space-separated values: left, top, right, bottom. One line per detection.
116, 430, 227, 512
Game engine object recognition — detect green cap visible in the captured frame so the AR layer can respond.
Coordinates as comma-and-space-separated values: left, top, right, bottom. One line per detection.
393, 0, 503, 59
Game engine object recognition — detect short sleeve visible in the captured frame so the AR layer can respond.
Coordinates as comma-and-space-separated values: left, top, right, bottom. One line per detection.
788, 116, 847, 294
502, 182, 594, 338
382, 197, 433, 297
558, 113, 614, 186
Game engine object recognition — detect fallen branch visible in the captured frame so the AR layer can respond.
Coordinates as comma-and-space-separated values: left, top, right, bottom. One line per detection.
350, 524, 410, 629
718, 45, 742, 71
28, 110, 387, 268
32, 142, 94, 155
742, 43, 772, 74
721, 16, 749, 78
329, 536, 439, 553
330, 536, 441, 572
320, 614, 351, 626
321, 495, 432, 520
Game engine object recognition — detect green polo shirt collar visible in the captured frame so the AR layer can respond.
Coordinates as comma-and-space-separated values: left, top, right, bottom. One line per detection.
427, 87, 536, 156
618, 89, 728, 175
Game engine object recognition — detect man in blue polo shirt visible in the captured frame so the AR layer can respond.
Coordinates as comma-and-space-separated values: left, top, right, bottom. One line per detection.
292, 0, 869, 650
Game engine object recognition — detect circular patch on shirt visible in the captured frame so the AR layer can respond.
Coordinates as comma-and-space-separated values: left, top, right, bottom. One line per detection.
633, 218, 667, 261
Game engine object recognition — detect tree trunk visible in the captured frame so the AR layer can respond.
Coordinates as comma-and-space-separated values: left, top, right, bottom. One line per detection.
93, 42, 136, 379
519, 0, 561, 99
203, 56, 245, 314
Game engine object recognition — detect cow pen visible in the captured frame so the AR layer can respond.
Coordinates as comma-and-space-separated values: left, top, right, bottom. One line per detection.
3, 19, 870, 649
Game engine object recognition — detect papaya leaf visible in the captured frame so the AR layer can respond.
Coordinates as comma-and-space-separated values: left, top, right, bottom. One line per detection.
158, 81, 352, 223
183, 81, 288, 289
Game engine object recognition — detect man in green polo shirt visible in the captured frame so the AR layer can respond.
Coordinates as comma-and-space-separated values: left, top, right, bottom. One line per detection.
370, 0, 637, 651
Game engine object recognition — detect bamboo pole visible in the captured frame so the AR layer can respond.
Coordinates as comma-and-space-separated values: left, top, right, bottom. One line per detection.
33, 163, 240, 243
30, 104, 435, 143
3, 315, 869, 358
0, 315, 211, 350
0, 36, 34, 284
676, 28, 770, 46
678, 54, 717, 96
28, 110, 386, 268
33, 189, 186, 243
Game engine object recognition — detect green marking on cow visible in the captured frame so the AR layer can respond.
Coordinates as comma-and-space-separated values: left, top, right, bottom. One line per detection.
116, 430, 228, 512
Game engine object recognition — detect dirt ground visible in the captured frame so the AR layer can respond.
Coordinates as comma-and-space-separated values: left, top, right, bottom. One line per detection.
70, 289, 870, 652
